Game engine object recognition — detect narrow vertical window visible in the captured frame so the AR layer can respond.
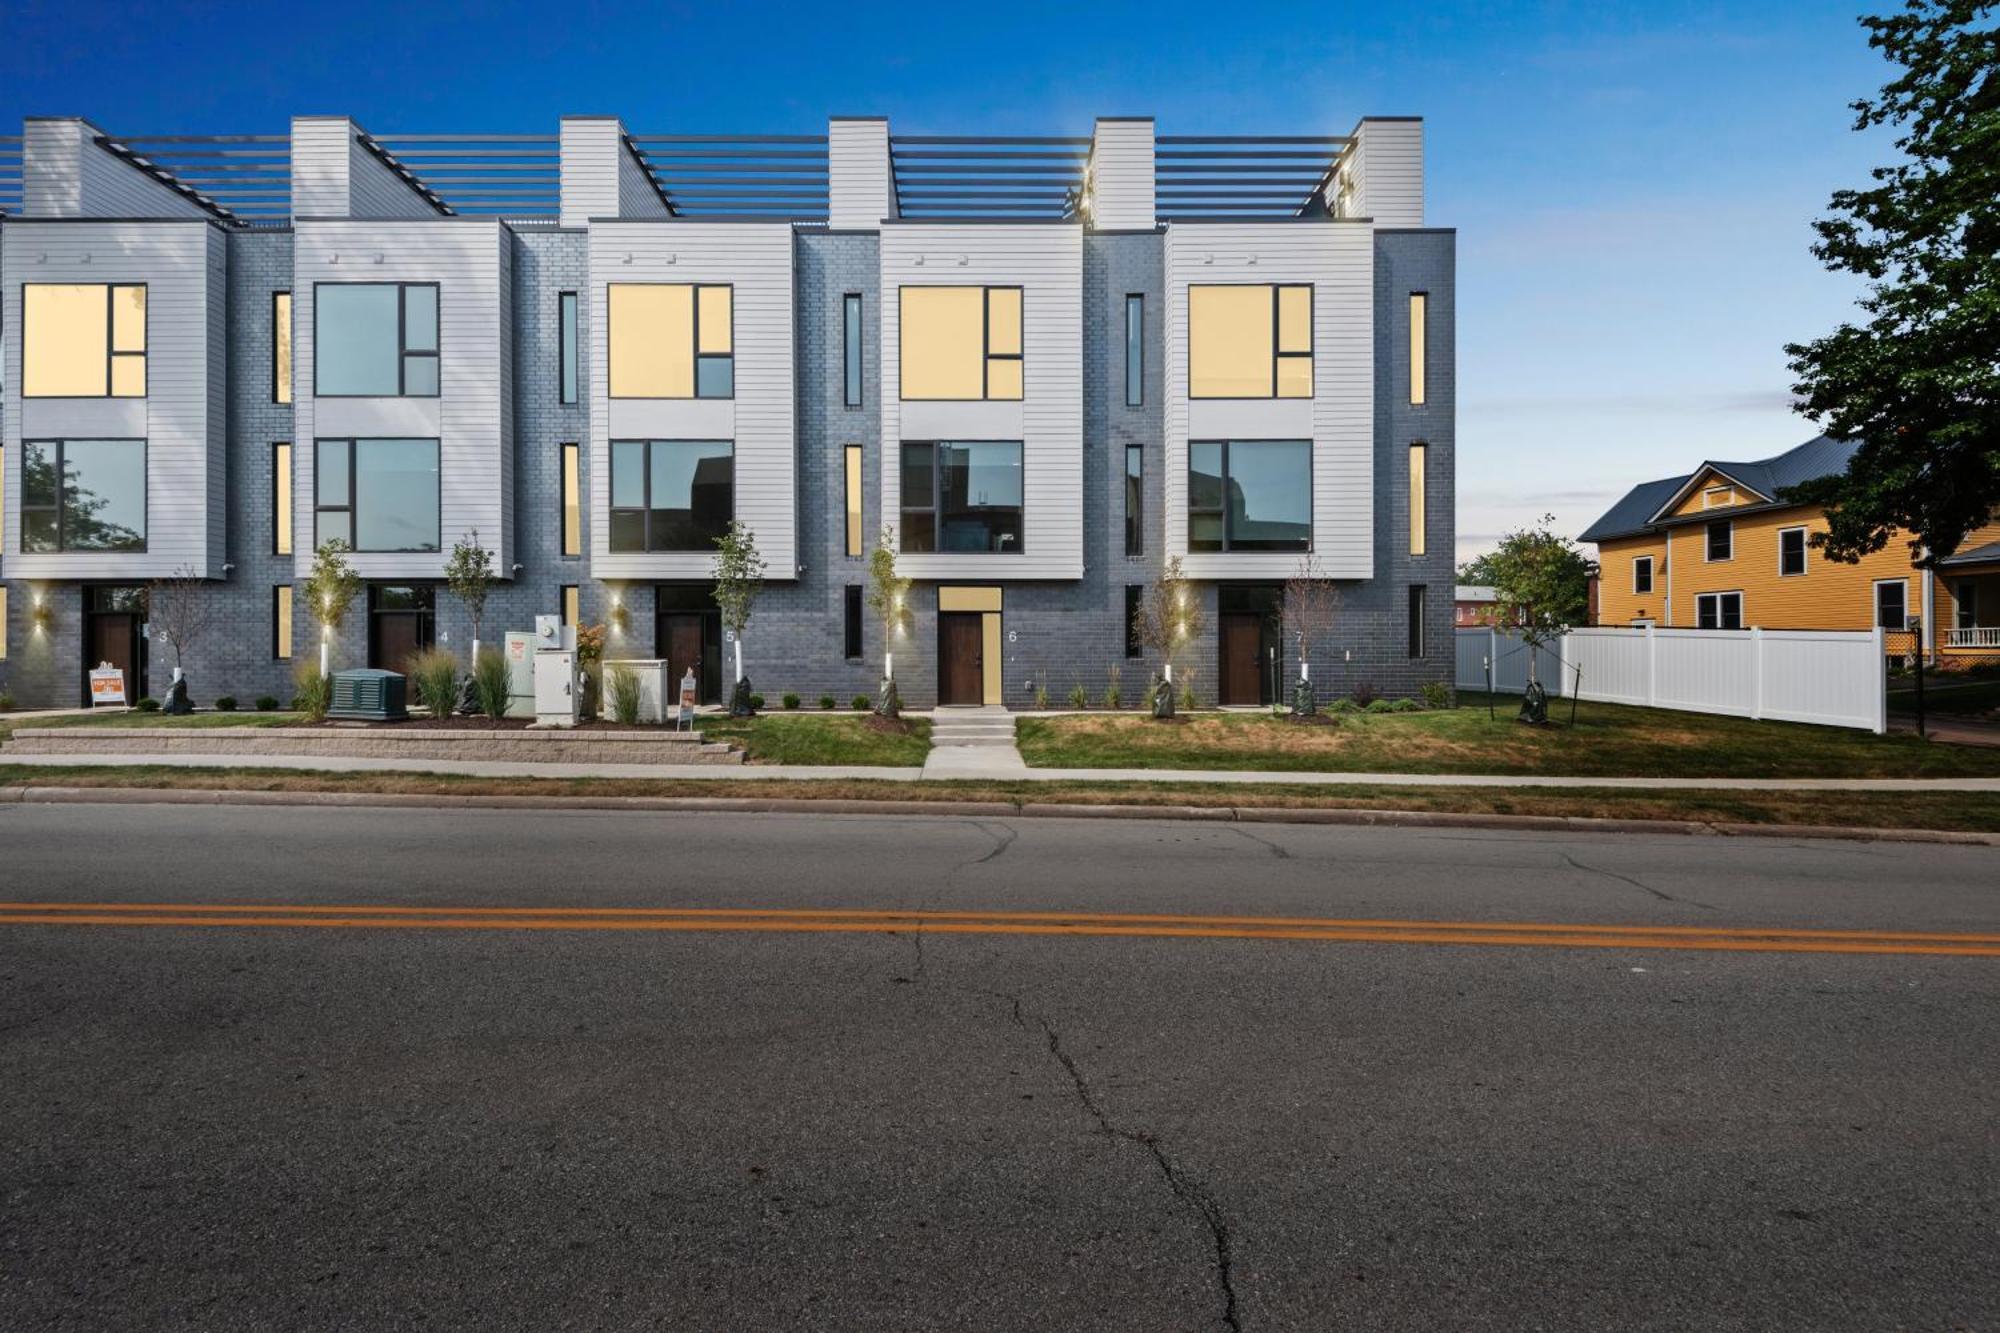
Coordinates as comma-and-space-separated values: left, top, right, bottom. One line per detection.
1125, 585, 1143, 658
844, 585, 864, 658
1409, 293, 1427, 406
843, 293, 864, 407
844, 444, 864, 558
1124, 294, 1144, 407
1408, 584, 1426, 658
1124, 444, 1143, 557
561, 585, 580, 627
560, 442, 581, 557
559, 291, 579, 405
273, 442, 293, 556
1408, 443, 1427, 557
273, 292, 293, 404
274, 585, 294, 660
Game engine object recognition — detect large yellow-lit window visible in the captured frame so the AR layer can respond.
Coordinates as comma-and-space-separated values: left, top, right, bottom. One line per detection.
24, 284, 147, 398
844, 444, 864, 557
1408, 292, 1427, 406
1189, 284, 1311, 399
607, 283, 733, 399
899, 286, 1022, 401
273, 585, 294, 660
274, 291, 293, 404
560, 442, 581, 557
1409, 443, 1427, 556
273, 442, 293, 556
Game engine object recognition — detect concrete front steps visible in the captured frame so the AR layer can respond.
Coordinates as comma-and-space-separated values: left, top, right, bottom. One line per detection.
926, 708, 1019, 748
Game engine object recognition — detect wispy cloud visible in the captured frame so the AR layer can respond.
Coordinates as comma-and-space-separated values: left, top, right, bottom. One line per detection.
1466, 387, 1797, 418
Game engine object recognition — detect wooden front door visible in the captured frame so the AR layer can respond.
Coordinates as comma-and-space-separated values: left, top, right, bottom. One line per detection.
373, 616, 425, 675
662, 613, 708, 704
1219, 612, 1263, 706
85, 614, 141, 706
939, 613, 985, 706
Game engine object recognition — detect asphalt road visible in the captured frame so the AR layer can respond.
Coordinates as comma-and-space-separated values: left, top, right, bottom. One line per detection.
1, 803, 1995, 1331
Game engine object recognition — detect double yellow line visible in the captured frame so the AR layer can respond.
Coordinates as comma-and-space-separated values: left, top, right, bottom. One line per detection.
2, 902, 1997, 956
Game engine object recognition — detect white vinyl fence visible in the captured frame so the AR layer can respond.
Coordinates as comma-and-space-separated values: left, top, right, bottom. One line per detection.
1456, 626, 1888, 733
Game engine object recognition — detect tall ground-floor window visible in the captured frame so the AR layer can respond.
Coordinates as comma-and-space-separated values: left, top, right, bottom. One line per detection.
610, 440, 734, 553
1874, 579, 1908, 629
1188, 440, 1310, 552
844, 585, 864, 659
900, 441, 1023, 554
273, 585, 294, 660
1408, 584, 1426, 658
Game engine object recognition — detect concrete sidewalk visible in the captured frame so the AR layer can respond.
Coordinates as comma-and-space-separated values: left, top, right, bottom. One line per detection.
5, 750, 2000, 792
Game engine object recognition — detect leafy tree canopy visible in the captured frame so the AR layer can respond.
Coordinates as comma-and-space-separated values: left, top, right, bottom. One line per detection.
1784, 1, 2000, 563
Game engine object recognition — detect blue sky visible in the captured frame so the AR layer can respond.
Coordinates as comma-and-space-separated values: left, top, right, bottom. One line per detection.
2, 0, 1893, 564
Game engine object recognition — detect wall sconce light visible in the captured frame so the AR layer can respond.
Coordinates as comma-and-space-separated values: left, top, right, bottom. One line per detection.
30, 590, 54, 635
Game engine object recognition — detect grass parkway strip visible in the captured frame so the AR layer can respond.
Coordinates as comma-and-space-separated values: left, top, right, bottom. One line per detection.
4, 902, 1998, 957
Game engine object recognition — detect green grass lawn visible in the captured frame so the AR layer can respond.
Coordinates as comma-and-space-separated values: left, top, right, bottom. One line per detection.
1, 710, 301, 740
701, 714, 932, 766
1014, 692, 2000, 779
0, 763, 1994, 833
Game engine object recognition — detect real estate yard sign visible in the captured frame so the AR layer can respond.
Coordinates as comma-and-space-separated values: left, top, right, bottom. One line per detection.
89, 663, 127, 708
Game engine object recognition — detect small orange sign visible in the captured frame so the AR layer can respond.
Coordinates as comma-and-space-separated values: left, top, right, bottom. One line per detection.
89, 666, 128, 707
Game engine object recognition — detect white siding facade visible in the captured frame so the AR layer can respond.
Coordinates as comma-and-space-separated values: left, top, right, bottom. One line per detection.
1087, 119, 1155, 231
22, 119, 211, 221
585, 221, 797, 581
1163, 221, 1375, 580
827, 118, 896, 230
879, 223, 1084, 582
2, 220, 228, 579
292, 219, 514, 579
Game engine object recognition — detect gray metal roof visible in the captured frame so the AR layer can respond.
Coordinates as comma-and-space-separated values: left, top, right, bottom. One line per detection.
1579, 435, 1857, 544
1939, 541, 2000, 568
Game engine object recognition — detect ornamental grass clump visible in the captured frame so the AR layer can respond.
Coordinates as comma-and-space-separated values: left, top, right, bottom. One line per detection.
473, 648, 512, 719
408, 648, 462, 718
605, 662, 643, 724
292, 661, 331, 721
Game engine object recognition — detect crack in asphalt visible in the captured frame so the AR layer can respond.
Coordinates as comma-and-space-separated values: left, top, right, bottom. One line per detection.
967, 821, 1019, 865
1228, 825, 1292, 860
1561, 852, 1716, 911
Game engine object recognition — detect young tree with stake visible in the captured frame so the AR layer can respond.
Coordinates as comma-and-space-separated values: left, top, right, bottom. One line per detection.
1484, 515, 1591, 724
444, 529, 496, 659
712, 520, 767, 716
1283, 554, 1340, 716
1133, 557, 1206, 718
302, 539, 362, 678
867, 526, 912, 717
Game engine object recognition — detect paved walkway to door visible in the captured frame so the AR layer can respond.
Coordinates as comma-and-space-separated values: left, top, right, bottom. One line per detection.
920, 707, 1028, 778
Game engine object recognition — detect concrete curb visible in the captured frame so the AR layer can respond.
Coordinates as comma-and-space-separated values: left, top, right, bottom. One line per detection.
2, 784, 1994, 846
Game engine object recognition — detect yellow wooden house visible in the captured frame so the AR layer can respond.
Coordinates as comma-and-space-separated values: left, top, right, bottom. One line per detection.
1580, 435, 2000, 657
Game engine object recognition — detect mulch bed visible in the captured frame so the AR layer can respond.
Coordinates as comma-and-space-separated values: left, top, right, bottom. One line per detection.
291, 715, 684, 733
862, 715, 918, 737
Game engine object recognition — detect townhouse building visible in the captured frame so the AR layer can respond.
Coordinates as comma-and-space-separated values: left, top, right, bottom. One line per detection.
0, 112, 1454, 710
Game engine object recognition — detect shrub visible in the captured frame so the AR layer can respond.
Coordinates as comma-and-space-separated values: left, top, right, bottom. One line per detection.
1328, 697, 1359, 715
851, 695, 872, 712
1365, 698, 1394, 713
408, 647, 462, 718
213, 695, 238, 712
1178, 668, 1198, 712
819, 695, 836, 710
1066, 679, 1089, 709
1390, 696, 1424, 713
254, 695, 280, 713
0, 691, 15, 713
782, 693, 801, 710
749, 693, 766, 710
1103, 664, 1123, 710
1419, 680, 1452, 711
136, 697, 161, 712
473, 648, 512, 719
292, 661, 331, 721
1350, 680, 1379, 708
1035, 681, 1050, 709
605, 662, 643, 724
